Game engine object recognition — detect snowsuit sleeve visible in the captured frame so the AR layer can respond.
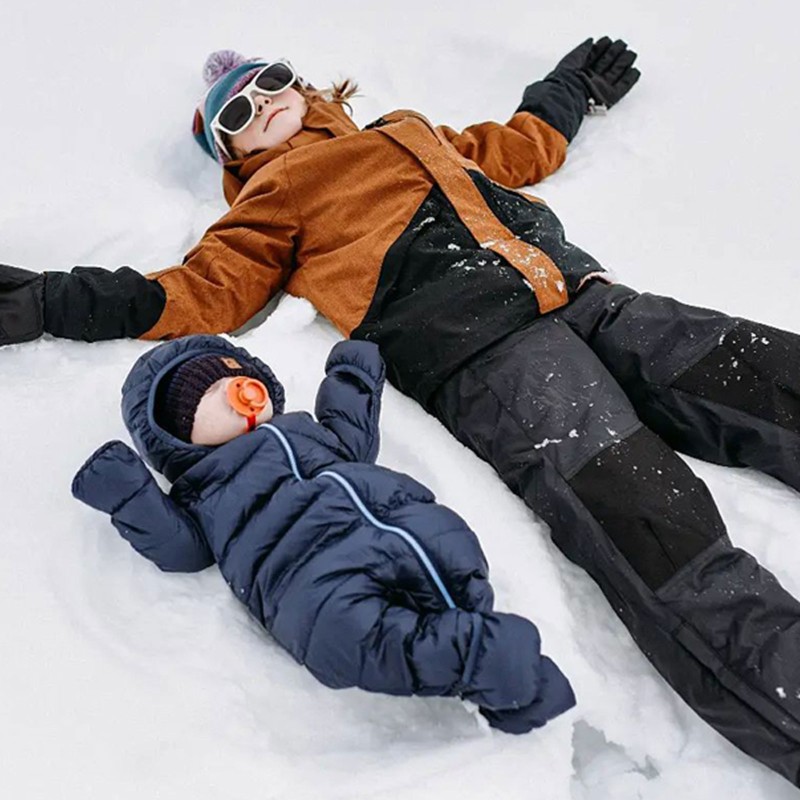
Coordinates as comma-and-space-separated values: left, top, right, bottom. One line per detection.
71, 440, 215, 573
314, 340, 386, 463
301, 573, 575, 734
142, 174, 298, 339
436, 112, 568, 189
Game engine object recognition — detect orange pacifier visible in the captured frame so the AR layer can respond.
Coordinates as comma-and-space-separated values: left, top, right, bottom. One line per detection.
226, 377, 269, 432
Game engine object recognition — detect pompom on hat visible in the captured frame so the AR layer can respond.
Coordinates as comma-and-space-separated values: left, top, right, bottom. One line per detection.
203, 49, 249, 86
193, 50, 306, 163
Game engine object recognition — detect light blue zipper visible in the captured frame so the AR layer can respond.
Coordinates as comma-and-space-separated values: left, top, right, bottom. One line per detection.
261, 423, 456, 610
262, 423, 302, 479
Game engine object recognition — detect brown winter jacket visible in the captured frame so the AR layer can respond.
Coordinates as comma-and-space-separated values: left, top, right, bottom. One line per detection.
143, 99, 571, 342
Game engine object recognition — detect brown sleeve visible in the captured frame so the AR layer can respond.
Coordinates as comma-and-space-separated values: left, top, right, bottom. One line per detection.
142, 176, 297, 340
436, 112, 568, 189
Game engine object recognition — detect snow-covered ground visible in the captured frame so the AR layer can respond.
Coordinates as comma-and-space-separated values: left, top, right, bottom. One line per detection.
2, 1, 800, 797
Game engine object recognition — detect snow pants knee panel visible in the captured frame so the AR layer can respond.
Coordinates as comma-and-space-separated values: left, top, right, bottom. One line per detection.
561, 284, 800, 490
569, 427, 726, 591
673, 322, 800, 435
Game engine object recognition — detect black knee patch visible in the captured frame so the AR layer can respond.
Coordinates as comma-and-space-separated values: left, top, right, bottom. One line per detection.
569, 428, 727, 590
673, 321, 800, 435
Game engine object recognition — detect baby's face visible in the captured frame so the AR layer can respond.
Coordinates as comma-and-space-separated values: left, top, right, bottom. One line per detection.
191, 377, 274, 446
228, 87, 308, 158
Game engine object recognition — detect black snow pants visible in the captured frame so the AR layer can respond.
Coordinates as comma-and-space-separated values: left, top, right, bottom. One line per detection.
430, 281, 800, 785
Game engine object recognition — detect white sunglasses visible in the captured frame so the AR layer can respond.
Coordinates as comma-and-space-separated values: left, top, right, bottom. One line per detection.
211, 59, 299, 160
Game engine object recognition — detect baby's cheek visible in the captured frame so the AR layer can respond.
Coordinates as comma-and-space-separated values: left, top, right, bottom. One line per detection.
192, 415, 237, 445
191, 388, 247, 445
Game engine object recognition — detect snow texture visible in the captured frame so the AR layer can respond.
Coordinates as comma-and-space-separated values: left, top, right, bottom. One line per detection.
1, 1, 800, 798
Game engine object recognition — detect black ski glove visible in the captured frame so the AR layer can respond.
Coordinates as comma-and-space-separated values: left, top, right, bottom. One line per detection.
572, 36, 640, 110
517, 36, 640, 143
0, 264, 45, 345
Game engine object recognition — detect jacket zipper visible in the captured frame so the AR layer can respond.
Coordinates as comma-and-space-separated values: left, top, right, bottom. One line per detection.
260, 423, 456, 610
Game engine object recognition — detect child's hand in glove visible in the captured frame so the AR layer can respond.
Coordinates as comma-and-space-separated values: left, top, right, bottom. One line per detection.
553, 36, 641, 109
0, 264, 44, 345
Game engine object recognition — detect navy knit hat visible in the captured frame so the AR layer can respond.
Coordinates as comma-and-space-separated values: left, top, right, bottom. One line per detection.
157, 353, 267, 442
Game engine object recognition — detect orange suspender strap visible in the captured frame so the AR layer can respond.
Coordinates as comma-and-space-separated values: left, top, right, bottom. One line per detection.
374, 118, 569, 314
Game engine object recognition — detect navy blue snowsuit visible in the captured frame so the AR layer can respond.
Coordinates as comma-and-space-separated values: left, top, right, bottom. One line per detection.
71, 334, 575, 733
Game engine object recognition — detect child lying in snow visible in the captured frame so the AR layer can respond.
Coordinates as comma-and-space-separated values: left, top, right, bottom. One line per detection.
71, 334, 575, 733
18, 38, 800, 784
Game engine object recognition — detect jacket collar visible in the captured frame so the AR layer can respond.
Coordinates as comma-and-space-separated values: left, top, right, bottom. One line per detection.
222, 99, 360, 205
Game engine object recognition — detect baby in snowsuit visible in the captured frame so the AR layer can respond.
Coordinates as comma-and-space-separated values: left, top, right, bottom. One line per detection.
71, 334, 575, 733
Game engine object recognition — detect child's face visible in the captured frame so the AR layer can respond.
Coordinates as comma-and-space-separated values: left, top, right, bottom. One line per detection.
228, 87, 308, 158
191, 377, 274, 446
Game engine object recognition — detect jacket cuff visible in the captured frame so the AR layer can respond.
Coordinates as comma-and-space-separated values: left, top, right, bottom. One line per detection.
516, 72, 590, 143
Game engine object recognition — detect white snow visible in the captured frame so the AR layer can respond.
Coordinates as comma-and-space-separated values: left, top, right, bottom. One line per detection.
534, 437, 564, 450
2, 1, 800, 798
